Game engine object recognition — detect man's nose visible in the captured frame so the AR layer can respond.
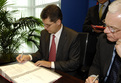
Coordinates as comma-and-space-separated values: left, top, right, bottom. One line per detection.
104, 27, 111, 34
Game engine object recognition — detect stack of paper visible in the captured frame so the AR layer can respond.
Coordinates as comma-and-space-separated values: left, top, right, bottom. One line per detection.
0, 61, 61, 83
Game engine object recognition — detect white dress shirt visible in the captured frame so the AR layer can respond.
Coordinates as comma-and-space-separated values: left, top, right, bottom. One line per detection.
29, 24, 63, 68
49, 24, 63, 68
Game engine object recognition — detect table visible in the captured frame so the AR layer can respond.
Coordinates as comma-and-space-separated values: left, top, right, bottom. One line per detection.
0, 62, 85, 83
54, 70, 85, 83
0, 70, 84, 83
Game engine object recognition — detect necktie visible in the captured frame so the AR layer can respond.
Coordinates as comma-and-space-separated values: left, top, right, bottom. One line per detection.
99, 4, 104, 19
105, 51, 121, 83
49, 35, 56, 61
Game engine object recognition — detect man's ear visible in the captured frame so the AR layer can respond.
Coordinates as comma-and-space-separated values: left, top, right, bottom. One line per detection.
56, 19, 61, 25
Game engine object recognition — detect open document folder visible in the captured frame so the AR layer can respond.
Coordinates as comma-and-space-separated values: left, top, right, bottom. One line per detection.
0, 61, 62, 83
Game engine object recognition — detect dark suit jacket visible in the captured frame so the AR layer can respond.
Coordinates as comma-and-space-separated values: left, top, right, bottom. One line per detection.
82, 2, 110, 66
88, 33, 121, 83
31, 26, 80, 75
83, 2, 110, 33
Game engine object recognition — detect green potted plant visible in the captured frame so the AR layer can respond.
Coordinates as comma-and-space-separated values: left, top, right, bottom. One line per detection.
0, 0, 43, 64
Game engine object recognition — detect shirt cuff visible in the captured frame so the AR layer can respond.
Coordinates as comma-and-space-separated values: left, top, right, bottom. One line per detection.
90, 75, 97, 77
28, 54, 32, 61
29, 55, 55, 68
90, 75, 99, 80
51, 62, 55, 68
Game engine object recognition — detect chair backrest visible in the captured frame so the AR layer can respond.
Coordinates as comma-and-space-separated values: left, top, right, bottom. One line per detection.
75, 32, 89, 79
78, 32, 89, 66
77, 32, 97, 80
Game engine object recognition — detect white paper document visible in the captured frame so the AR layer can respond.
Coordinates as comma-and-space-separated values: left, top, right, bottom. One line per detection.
0, 61, 61, 83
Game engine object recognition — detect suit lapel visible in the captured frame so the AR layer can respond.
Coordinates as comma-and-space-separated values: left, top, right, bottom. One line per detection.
45, 32, 50, 60
56, 27, 67, 60
103, 43, 115, 77
95, 5, 100, 22
101, 5, 108, 20
101, 2, 111, 20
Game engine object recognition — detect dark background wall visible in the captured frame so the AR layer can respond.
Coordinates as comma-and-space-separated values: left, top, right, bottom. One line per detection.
61, 0, 114, 32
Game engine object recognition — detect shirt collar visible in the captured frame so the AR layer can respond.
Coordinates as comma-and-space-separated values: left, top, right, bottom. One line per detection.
51, 24, 63, 38
99, 1, 109, 7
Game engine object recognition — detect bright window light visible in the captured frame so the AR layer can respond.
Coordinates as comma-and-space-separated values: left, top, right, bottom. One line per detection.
7, 0, 28, 6
6, 0, 61, 53
35, 0, 60, 5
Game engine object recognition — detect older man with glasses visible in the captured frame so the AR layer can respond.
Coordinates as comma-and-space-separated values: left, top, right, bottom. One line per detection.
85, 0, 121, 83
82, 0, 111, 70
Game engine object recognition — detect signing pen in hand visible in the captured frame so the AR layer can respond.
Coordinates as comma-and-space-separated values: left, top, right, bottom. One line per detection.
20, 51, 24, 59
93, 75, 99, 83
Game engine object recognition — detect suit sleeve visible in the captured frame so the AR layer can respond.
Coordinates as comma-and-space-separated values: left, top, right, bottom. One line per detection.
31, 30, 45, 62
88, 35, 102, 76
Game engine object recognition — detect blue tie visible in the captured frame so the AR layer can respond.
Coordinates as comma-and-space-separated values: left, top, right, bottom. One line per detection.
106, 52, 121, 83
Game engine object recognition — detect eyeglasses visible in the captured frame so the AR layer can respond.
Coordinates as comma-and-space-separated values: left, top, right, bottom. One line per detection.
44, 23, 54, 28
105, 25, 121, 33
102, 19, 121, 33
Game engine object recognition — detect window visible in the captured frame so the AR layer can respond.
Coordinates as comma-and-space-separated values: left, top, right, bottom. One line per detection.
35, 0, 61, 18
6, 0, 61, 53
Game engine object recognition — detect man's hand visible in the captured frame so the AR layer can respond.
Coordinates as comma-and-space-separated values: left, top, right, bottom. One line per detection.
85, 76, 98, 83
91, 25, 104, 33
93, 28, 103, 33
16, 54, 31, 63
35, 60, 51, 68
115, 39, 121, 58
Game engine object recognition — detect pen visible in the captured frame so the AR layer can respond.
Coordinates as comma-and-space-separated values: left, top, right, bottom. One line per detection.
93, 75, 99, 83
20, 51, 24, 59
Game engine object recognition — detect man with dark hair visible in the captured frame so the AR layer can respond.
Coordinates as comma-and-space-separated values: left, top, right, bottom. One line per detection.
41, 4, 62, 22
16, 4, 80, 76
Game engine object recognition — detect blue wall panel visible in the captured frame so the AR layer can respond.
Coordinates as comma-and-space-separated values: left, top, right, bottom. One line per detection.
89, 0, 97, 8
61, 0, 114, 32
61, 0, 88, 32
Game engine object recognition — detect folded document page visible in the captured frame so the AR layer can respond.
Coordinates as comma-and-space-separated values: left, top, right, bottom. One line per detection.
0, 61, 61, 83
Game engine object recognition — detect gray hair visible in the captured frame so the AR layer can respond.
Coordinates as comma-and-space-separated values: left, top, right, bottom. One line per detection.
109, 0, 121, 13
